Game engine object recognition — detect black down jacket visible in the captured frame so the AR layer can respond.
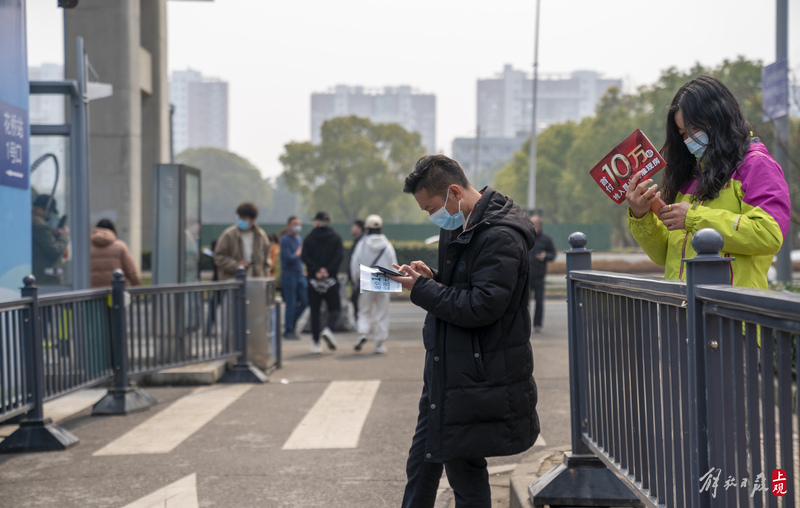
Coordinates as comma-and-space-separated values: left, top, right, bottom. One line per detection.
410, 187, 540, 462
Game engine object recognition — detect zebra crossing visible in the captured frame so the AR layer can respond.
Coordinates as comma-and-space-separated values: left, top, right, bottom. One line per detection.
0, 302, 562, 507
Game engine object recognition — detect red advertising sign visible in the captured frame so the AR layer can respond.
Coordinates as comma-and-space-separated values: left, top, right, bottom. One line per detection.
772, 469, 788, 497
589, 129, 666, 204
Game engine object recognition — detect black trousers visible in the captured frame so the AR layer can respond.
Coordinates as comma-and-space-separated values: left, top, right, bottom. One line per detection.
530, 277, 545, 328
350, 283, 360, 321
307, 283, 341, 343
401, 382, 490, 508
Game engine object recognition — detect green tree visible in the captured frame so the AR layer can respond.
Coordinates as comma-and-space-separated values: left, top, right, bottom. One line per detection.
263, 173, 302, 223
280, 116, 425, 223
175, 148, 273, 223
492, 57, 800, 248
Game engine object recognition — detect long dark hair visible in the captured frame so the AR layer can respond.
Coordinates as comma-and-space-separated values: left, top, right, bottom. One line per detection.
660, 75, 754, 203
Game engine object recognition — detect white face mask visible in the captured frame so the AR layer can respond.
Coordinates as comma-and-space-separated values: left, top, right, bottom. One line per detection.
684, 130, 709, 159
291, 224, 302, 235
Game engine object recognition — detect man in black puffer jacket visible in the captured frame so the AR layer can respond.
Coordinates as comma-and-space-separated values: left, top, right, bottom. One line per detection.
301, 211, 344, 354
391, 155, 540, 508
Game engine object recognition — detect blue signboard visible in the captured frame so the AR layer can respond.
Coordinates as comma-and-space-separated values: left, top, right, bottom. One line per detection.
0, 0, 30, 301
763, 59, 788, 122
0, 100, 29, 189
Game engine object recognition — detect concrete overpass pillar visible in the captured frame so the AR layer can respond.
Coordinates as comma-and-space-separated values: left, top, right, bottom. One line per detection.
64, 0, 170, 272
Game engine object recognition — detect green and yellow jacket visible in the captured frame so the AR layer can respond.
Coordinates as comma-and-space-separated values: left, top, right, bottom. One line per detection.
628, 142, 790, 289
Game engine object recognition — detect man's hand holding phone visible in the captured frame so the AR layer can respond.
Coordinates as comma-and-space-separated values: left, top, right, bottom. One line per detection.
386, 261, 431, 291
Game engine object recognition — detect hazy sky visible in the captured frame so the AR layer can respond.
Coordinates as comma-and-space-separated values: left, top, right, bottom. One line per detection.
26, 0, 800, 180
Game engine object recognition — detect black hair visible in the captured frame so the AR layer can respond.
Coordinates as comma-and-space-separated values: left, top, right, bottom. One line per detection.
353, 219, 365, 230
96, 218, 116, 235
287, 216, 297, 224
236, 202, 258, 219
661, 75, 754, 203
403, 155, 470, 196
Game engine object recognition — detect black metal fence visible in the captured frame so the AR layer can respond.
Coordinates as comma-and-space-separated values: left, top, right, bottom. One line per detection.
531, 229, 799, 508
0, 268, 276, 453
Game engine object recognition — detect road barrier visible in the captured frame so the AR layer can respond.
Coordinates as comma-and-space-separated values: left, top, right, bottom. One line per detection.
0, 267, 276, 453
530, 229, 799, 508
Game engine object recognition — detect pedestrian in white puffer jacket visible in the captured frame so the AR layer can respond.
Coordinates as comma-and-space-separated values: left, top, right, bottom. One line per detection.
349, 214, 397, 354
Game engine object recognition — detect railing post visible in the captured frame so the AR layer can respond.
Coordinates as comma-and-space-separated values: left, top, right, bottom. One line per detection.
219, 267, 268, 383
529, 233, 641, 507
565, 232, 593, 455
92, 270, 156, 415
683, 229, 732, 508
0, 276, 79, 453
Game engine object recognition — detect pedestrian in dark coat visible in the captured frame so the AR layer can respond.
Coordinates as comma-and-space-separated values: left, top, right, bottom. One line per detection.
301, 211, 344, 354
528, 215, 556, 332
391, 155, 540, 508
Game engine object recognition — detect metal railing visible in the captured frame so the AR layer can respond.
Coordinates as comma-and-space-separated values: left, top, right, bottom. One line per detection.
531, 229, 799, 508
0, 268, 276, 453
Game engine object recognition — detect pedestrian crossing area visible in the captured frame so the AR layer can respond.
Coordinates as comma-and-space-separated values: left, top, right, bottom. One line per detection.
282, 380, 381, 450
0, 377, 548, 507
94, 385, 253, 456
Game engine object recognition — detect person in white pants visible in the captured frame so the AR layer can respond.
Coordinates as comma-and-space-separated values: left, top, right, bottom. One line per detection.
350, 214, 397, 354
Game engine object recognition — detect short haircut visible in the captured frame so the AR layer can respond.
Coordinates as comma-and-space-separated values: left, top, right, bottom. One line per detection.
403, 155, 470, 196
287, 216, 298, 224
236, 202, 258, 219
96, 218, 116, 235
353, 219, 365, 230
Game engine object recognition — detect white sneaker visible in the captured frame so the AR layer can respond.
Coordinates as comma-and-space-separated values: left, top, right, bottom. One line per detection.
321, 327, 337, 350
374, 342, 387, 354
310, 343, 322, 355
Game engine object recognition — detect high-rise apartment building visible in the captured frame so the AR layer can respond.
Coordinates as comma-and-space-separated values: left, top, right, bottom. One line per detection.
311, 85, 436, 152
169, 69, 228, 156
477, 64, 622, 137
454, 64, 621, 186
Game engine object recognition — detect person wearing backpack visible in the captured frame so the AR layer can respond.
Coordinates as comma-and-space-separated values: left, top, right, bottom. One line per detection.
349, 214, 397, 354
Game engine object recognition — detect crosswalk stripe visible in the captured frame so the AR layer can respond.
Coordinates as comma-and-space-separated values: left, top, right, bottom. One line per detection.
122, 473, 198, 508
282, 380, 380, 450
93, 385, 252, 456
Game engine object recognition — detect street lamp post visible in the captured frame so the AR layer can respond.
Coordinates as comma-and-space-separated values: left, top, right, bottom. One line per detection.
526, 0, 541, 214
775, 0, 792, 283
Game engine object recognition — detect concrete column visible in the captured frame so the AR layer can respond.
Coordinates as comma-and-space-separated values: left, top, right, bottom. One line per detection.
65, 0, 142, 270
65, 0, 170, 272
140, 0, 171, 252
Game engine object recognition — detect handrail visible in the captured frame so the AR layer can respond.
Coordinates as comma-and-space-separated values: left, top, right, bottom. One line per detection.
530, 229, 799, 508
0, 271, 276, 452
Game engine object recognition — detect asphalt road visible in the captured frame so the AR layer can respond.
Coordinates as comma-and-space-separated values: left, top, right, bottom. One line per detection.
0, 300, 571, 508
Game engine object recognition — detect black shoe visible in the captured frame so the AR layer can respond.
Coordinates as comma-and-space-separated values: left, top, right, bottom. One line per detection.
354, 335, 367, 351
283, 331, 299, 340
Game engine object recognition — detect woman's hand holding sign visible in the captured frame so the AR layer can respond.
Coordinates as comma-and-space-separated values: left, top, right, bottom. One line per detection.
626, 171, 688, 230
626, 171, 662, 219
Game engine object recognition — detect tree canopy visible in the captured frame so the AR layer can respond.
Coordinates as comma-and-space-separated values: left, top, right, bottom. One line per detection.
493, 57, 798, 247
175, 148, 273, 223
280, 116, 426, 223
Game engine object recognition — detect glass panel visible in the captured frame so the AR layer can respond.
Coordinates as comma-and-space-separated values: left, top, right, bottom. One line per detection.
30, 136, 72, 287
184, 170, 200, 283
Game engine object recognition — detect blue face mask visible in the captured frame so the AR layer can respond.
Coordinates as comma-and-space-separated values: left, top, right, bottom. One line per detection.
237, 219, 250, 231
684, 130, 709, 159
428, 192, 465, 230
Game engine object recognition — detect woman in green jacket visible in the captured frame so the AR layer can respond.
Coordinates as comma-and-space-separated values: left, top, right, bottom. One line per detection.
626, 75, 791, 288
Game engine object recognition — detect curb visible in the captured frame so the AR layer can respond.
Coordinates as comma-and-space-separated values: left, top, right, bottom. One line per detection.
509, 447, 568, 508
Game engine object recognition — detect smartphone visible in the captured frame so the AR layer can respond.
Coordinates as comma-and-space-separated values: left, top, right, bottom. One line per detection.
373, 265, 405, 277
57, 214, 68, 228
